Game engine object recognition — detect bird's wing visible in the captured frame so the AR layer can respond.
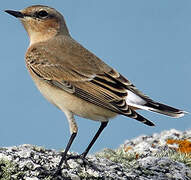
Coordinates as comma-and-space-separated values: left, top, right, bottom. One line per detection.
26, 38, 155, 126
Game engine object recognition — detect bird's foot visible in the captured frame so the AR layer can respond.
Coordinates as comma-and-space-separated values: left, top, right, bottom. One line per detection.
38, 153, 101, 179
37, 157, 69, 179
66, 153, 87, 164
66, 153, 100, 171
37, 166, 61, 180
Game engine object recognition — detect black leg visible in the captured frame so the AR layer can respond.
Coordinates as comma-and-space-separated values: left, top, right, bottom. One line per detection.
42, 133, 77, 178
81, 121, 108, 158
57, 132, 77, 169
67, 121, 108, 161
51, 122, 109, 176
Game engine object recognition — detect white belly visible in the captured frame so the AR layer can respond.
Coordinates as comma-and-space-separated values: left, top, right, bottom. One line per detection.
30, 74, 117, 122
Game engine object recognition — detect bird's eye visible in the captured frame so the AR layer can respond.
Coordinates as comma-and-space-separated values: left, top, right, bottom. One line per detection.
36, 10, 48, 18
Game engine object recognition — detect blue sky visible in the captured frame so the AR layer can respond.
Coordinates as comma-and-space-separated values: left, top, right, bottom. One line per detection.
1, 1, 190, 154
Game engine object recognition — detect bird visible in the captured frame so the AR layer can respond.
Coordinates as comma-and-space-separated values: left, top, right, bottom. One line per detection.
5, 5, 186, 170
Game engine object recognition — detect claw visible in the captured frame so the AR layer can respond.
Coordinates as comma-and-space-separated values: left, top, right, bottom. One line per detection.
64, 157, 70, 167
37, 167, 62, 179
54, 167, 62, 176
66, 154, 100, 171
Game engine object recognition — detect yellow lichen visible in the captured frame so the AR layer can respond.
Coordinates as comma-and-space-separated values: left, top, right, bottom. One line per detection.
166, 139, 191, 153
124, 145, 133, 152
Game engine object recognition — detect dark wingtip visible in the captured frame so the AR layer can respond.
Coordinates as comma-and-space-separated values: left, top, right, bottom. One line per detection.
147, 121, 155, 127
124, 108, 155, 127
140, 115, 155, 126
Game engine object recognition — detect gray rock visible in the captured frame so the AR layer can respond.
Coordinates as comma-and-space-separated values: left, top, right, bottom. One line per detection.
0, 129, 191, 180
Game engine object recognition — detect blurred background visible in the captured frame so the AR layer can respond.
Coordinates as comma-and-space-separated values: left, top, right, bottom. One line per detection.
1, 0, 190, 154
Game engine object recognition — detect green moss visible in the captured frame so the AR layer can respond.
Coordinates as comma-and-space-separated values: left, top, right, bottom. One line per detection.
44, 177, 53, 180
155, 148, 191, 169
96, 148, 138, 167
97, 146, 191, 170
0, 158, 24, 180
78, 172, 98, 179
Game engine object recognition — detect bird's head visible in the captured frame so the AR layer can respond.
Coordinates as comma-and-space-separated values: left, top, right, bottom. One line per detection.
5, 5, 70, 45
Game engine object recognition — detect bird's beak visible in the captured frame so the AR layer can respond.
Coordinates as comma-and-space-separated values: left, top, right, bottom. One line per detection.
5, 10, 24, 18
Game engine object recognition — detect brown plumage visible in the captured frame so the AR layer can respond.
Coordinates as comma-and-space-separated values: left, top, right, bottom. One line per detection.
5, 5, 186, 171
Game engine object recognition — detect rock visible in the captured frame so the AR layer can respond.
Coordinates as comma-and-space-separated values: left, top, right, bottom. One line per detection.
0, 129, 191, 180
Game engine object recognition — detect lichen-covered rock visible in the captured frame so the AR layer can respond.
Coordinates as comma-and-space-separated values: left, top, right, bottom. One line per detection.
121, 129, 191, 156
0, 129, 191, 180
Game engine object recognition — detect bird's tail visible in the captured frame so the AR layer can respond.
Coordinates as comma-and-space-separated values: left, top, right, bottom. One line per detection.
128, 100, 186, 118
144, 101, 186, 118
125, 89, 186, 118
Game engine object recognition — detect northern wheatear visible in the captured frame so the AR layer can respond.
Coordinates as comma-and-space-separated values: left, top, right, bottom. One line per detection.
5, 5, 186, 170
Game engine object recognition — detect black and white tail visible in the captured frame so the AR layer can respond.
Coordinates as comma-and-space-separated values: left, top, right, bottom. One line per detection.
144, 101, 185, 118
125, 89, 186, 118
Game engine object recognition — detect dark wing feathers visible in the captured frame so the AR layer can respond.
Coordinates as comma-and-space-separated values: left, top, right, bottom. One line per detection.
107, 69, 156, 104
31, 64, 155, 126
26, 42, 155, 126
